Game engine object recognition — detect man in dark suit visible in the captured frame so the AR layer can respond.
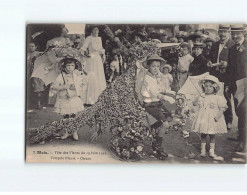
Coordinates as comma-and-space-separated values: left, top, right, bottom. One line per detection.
226, 24, 247, 152
188, 42, 208, 76
207, 24, 235, 130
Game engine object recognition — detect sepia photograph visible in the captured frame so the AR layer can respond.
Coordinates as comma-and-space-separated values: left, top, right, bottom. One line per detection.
25, 23, 247, 164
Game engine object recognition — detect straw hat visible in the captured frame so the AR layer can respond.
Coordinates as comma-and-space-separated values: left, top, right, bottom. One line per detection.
162, 64, 172, 72
230, 24, 245, 32
198, 75, 220, 91
142, 54, 166, 68
219, 24, 231, 31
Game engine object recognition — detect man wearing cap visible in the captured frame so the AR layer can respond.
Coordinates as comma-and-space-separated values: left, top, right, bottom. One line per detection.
188, 42, 209, 76
207, 24, 235, 130
140, 54, 176, 160
226, 24, 247, 152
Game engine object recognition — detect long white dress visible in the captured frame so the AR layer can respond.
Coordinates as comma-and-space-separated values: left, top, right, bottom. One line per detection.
81, 35, 106, 104
191, 94, 228, 134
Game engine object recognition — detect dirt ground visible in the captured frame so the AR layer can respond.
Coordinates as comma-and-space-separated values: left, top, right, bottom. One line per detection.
25, 106, 246, 164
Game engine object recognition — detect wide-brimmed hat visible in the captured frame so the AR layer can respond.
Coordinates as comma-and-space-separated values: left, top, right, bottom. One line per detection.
198, 75, 220, 91
204, 37, 215, 43
189, 31, 203, 39
161, 64, 172, 72
219, 24, 231, 31
230, 24, 245, 32
180, 42, 191, 50
193, 42, 205, 49
58, 57, 82, 71
142, 54, 166, 68
175, 32, 189, 38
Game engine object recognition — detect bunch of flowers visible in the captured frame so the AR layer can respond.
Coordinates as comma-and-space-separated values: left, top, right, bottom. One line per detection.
128, 41, 159, 62
110, 118, 152, 160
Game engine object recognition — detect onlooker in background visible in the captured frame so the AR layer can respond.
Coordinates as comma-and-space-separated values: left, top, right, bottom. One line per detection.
189, 31, 203, 43
226, 24, 247, 152
72, 35, 83, 50
207, 24, 235, 130
175, 32, 189, 43
203, 37, 215, 61
177, 42, 194, 88
27, 42, 41, 79
108, 54, 120, 83
188, 42, 208, 76
160, 64, 173, 91
27, 42, 41, 109
81, 26, 106, 105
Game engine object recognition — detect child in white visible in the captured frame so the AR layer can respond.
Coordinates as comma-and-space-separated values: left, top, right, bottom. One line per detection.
108, 54, 120, 83
160, 64, 173, 91
52, 58, 87, 141
191, 75, 227, 161
177, 43, 194, 88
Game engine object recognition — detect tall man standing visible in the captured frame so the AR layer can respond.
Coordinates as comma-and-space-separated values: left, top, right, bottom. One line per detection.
207, 24, 235, 130
226, 24, 247, 152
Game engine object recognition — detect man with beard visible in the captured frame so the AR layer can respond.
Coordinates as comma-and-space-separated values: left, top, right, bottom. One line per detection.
207, 24, 235, 130
226, 24, 247, 153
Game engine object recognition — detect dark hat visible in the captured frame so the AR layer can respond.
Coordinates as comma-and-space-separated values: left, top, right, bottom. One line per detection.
142, 54, 166, 68
193, 42, 205, 48
58, 57, 82, 70
230, 24, 245, 31
175, 32, 189, 38
204, 37, 215, 43
189, 31, 203, 39
180, 42, 191, 50
219, 24, 231, 31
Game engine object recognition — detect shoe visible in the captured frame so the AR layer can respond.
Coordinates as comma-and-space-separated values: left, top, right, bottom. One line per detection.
209, 150, 224, 161
72, 131, 79, 141
60, 132, 69, 140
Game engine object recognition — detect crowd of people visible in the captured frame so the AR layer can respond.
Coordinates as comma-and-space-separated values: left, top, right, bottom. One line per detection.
27, 24, 247, 161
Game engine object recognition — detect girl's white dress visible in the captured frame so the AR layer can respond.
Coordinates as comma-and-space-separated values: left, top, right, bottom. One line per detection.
81, 35, 107, 104
53, 70, 87, 115
191, 93, 228, 134
161, 73, 173, 91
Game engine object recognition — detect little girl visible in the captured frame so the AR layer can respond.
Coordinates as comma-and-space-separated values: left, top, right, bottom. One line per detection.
160, 64, 173, 91
191, 75, 227, 161
52, 58, 87, 141
108, 54, 120, 83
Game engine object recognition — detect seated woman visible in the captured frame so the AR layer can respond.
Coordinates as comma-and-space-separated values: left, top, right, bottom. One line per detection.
140, 54, 176, 159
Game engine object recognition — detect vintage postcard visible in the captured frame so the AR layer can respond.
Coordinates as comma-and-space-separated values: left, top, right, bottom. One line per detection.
25, 23, 247, 163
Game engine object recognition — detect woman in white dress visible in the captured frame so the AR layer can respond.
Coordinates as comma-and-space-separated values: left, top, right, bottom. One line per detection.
81, 27, 106, 105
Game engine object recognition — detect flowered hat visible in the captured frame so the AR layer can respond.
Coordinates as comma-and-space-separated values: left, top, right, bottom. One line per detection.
199, 75, 221, 91
162, 64, 172, 72
142, 54, 166, 68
